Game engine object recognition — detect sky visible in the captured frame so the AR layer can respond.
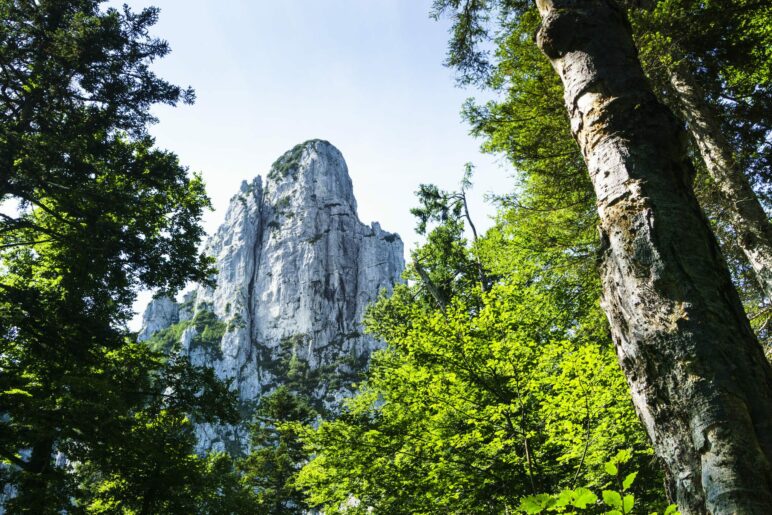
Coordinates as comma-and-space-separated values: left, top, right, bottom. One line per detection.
121, 0, 515, 327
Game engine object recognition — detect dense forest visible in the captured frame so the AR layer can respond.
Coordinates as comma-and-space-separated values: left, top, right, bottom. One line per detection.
1, 0, 770, 513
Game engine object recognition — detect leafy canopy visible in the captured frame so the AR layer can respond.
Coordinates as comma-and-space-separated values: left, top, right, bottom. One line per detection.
297, 177, 664, 514
0, 1, 242, 511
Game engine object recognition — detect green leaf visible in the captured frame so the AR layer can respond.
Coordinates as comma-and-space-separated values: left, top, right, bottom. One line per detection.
622, 472, 637, 490
555, 489, 573, 508
1, 389, 33, 397
519, 495, 546, 514
602, 490, 623, 510
623, 494, 634, 513
664, 504, 679, 515
614, 449, 632, 464
607, 511, 623, 515
604, 461, 619, 476
572, 488, 598, 509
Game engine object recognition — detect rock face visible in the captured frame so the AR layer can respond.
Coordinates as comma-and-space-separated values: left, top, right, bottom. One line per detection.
139, 140, 404, 452
137, 297, 179, 342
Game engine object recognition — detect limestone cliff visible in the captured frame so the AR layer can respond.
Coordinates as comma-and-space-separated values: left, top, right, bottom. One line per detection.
139, 140, 404, 452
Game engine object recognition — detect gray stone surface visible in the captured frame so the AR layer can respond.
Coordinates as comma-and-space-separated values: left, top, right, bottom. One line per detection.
137, 297, 179, 342
139, 140, 404, 453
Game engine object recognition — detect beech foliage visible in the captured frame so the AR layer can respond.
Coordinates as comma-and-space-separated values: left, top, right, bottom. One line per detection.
296, 178, 664, 513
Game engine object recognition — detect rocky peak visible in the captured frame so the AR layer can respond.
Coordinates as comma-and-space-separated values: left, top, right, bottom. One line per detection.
139, 140, 404, 452
267, 139, 357, 213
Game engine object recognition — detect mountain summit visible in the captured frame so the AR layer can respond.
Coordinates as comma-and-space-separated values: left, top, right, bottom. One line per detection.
139, 140, 404, 452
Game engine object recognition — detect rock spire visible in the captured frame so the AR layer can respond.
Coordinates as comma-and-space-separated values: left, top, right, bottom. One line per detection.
139, 140, 404, 452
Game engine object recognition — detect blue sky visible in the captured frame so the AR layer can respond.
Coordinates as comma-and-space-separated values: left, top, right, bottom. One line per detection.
120, 0, 515, 324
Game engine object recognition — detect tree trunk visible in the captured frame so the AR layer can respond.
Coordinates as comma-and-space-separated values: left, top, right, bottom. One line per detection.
413, 258, 448, 310
535, 1, 772, 513
15, 438, 56, 512
667, 60, 772, 300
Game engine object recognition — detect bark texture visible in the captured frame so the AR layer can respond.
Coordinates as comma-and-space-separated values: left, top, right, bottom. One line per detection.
667, 61, 772, 300
535, 1, 772, 512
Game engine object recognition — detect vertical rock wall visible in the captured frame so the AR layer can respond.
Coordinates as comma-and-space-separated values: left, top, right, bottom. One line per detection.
139, 140, 404, 452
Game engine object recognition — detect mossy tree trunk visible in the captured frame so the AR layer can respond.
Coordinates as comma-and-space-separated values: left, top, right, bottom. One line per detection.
535, 0, 772, 512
